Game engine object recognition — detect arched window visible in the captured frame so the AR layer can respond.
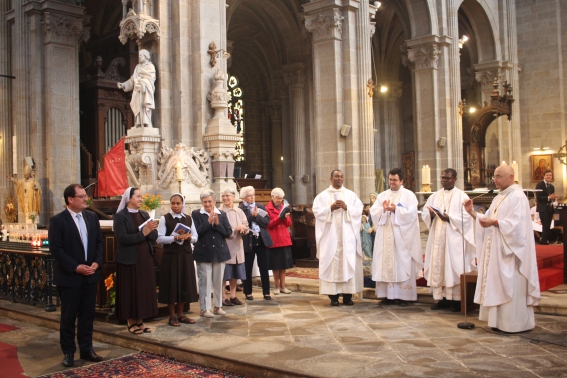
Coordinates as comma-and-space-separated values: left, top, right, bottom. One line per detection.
104, 107, 125, 152
227, 74, 244, 161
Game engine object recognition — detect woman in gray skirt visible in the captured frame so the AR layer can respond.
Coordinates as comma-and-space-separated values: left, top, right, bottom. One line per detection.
219, 187, 249, 306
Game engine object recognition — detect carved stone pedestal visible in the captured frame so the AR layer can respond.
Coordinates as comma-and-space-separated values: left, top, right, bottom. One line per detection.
125, 127, 161, 195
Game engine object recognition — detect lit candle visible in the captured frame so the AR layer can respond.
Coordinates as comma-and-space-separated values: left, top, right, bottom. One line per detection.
502, 161, 506, 165
176, 161, 183, 180
422, 165, 431, 185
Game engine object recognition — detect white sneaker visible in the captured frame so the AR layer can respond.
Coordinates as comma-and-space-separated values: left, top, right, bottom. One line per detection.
200, 310, 214, 318
281, 288, 291, 294
213, 307, 226, 315
273, 289, 280, 295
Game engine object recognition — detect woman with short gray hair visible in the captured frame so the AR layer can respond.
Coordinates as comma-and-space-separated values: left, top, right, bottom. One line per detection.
219, 187, 248, 306
191, 189, 232, 317
266, 188, 293, 294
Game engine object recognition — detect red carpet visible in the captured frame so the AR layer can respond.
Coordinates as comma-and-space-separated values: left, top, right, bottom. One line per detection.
536, 244, 564, 292
37, 352, 248, 378
0, 323, 26, 378
0, 323, 19, 333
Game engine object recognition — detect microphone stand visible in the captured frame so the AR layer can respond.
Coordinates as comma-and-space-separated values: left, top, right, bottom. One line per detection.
458, 189, 493, 330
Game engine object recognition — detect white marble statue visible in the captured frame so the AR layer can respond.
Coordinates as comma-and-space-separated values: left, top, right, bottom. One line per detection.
117, 49, 156, 128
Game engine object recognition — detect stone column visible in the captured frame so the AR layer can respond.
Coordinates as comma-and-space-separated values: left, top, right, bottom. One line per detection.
355, 0, 377, 196
303, 4, 345, 194
446, 0, 464, 189
402, 40, 442, 190
0, 0, 12, 213
284, 66, 308, 204
204, 70, 240, 198
267, 103, 283, 189
39, 3, 87, 220
384, 82, 402, 170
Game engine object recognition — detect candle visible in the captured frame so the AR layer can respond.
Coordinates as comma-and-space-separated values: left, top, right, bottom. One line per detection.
176, 161, 183, 180
422, 165, 431, 185
502, 161, 506, 165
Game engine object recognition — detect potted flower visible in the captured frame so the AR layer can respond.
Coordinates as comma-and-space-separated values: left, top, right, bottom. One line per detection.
141, 193, 162, 219
104, 273, 116, 321
28, 211, 38, 224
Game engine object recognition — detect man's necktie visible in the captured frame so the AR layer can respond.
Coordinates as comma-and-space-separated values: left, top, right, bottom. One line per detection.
77, 214, 88, 261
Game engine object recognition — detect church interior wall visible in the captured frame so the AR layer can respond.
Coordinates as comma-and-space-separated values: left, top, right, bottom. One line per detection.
516, 0, 566, 196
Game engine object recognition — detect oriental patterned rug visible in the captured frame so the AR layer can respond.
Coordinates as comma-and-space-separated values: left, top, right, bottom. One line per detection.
37, 352, 248, 378
285, 267, 319, 279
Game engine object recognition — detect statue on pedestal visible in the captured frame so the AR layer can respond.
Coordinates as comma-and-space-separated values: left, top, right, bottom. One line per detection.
6, 165, 42, 222
117, 49, 156, 128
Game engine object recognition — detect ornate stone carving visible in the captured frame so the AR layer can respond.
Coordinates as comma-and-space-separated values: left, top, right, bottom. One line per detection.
207, 70, 231, 119
118, 6, 160, 45
475, 69, 503, 89
41, 13, 84, 44
284, 70, 305, 88
207, 42, 231, 68
104, 57, 127, 82
156, 144, 210, 189
407, 45, 441, 70
303, 9, 345, 42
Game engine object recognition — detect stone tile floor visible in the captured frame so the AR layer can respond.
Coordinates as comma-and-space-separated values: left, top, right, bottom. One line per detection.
2, 290, 567, 377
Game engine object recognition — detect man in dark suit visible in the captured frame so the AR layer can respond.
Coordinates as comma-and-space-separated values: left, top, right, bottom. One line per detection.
536, 169, 559, 244
238, 186, 273, 300
49, 184, 104, 367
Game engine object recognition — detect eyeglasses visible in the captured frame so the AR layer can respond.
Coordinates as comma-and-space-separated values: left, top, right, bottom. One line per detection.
73, 195, 88, 199
244, 195, 255, 198
492, 175, 508, 180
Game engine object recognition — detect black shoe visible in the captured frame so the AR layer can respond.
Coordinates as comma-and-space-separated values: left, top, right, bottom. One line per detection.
379, 298, 394, 305
62, 353, 74, 367
398, 300, 408, 307
430, 298, 450, 310
450, 301, 461, 312
80, 349, 103, 362
342, 294, 354, 306
331, 300, 339, 306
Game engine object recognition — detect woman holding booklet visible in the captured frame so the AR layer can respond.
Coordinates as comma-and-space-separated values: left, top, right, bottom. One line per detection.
157, 193, 199, 327
113, 187, 159, 335
265, 188, 293, 295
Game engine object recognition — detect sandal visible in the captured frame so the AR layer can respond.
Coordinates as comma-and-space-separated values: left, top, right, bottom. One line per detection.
136, 323, 152, 333
230, 297, 243, 305
168, 317, 181, 327
127, 324, 143, 335
177, 315, 195, 324
245, 294, 254, 300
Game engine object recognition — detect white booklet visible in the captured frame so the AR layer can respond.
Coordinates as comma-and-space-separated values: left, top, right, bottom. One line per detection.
257, 208, 268, 217
138, 218, 154, 231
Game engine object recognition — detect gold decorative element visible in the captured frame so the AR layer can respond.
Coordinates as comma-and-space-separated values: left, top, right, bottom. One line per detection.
420, 183, 431, 193
4, 190, 17, 223
207, 42, 231, 68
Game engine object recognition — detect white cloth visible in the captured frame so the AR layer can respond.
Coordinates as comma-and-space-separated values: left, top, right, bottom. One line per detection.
421, 188, 476, 300
375, 261, 417, 301
371, 187, 422, 299
474, 184, 541, 332
116, 187, 133, 214
196, 261, 226, 311
312, 185, 363, 294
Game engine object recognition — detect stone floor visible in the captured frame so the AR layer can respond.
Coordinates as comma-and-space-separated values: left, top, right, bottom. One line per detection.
1, 285, 567, 378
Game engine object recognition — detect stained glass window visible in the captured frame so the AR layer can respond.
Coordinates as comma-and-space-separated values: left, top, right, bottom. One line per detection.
227, 74, 244, 161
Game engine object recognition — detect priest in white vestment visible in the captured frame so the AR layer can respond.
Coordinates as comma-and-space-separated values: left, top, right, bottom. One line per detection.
464, 165, 541, 333
422, 168, 476, 312
313, 170, 364, 306
372, 168, 422, 306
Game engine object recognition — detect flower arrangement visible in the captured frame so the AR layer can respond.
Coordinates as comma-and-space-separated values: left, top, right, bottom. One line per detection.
86, 196, 93, 207
104, 273, 116, 321
141, 193, 162, 211
28, 211, 37, 223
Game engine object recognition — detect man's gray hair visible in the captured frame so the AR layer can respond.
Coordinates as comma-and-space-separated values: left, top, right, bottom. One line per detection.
271, 187, 285, 198
200, 188, 216, 201
221, 187, 236, 196
239, 186, 255, 198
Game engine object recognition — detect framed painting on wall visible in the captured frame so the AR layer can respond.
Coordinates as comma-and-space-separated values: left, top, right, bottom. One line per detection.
531, 154, 553, 182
